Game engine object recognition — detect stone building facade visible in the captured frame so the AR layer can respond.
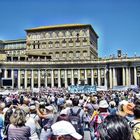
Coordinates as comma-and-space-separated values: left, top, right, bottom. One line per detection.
0, 24, 140, 89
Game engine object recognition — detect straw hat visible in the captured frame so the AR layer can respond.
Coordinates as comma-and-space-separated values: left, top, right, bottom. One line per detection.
123, 103, 135, 115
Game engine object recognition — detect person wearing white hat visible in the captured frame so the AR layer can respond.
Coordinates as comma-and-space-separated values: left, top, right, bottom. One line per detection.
92, 99, 110, 138
50, 120, 82, 140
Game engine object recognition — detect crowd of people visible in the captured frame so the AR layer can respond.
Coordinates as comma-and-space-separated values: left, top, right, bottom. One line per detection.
0, 88, 140, 140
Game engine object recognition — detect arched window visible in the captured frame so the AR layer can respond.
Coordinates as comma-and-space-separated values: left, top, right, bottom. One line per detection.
37, 34, 40, 39
83, 50, 88, 57
65, 31, 70, 37
45, 33, 50, 38
72, 31, 76, 36
79, 30, 84, 36
52, 32, 57, 38
58, 32, 64, 37
48, 41, 53, 48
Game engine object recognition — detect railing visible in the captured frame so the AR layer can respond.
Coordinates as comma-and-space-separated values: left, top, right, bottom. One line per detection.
1, 56, 140, 64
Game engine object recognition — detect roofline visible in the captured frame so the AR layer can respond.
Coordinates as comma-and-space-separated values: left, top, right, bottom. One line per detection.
4, 39, 26, 44
25, 24, 99, 38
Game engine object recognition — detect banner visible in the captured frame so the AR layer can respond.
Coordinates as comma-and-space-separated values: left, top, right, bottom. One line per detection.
68, 85, 96, 94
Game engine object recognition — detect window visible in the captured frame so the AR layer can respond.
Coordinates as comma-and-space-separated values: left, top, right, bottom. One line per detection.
35, 44, 39, 49
55, 52, 59, 58
48, 41, 53, 48
83, 38, 87, 46
37, 35, 40, 39
42, 43, 46, 49
55, 41, 59, 47
62, 40, 66, 47
45, 33, 50, 38
75, 39, 80, 46
76, 51, 80, 58
62, 52, 66, 57
83, 51, 87, 57
69, 39, 73, 47
49, 52, 53, 56
69, 51, 73, 58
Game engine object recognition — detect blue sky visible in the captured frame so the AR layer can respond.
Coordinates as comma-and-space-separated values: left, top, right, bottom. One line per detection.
0, 0, 140, 57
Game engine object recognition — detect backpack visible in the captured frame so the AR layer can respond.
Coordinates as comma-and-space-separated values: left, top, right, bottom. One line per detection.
69, 108, 82, 134
130, 122, 140, 140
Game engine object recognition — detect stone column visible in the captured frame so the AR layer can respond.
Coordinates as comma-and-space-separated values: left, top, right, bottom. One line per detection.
31, 69, 34, 89
128, 67, 131, 85
45, 70, 47, 88
104, 68, 107, 87
91, 69, 94, 86
18, 69, 21, 89
24, 69, 27, 89
85, 69, 87, 84
58, 69, 61, 87
109, 68, 112, 88
123, 67, 125, 86
38, 69, 41, 88
4, 69, 7, 78
113, 68, 117, 86
51, 69, 54, 87
78, 69, 80, 84
98, 68, 100, 86
11, 69, 14, 89
134, 66, 137, 85
65, 69, 68, 87
126, 67, 129, 86
71, 69, 74, 85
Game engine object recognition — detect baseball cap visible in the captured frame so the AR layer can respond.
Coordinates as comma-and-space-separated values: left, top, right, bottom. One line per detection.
51, 120, 82, 140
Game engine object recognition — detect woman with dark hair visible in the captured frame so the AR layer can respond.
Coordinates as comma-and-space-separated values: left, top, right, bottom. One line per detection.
98, 115, 134, 140
3, 108, 13, 139
4, 108, 13, 127
8, 108, 31, 140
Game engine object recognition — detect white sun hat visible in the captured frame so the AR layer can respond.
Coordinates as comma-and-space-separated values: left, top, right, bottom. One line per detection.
51, 120, 82, 140
45, 105, 53, 111
99, 100, 109, 108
